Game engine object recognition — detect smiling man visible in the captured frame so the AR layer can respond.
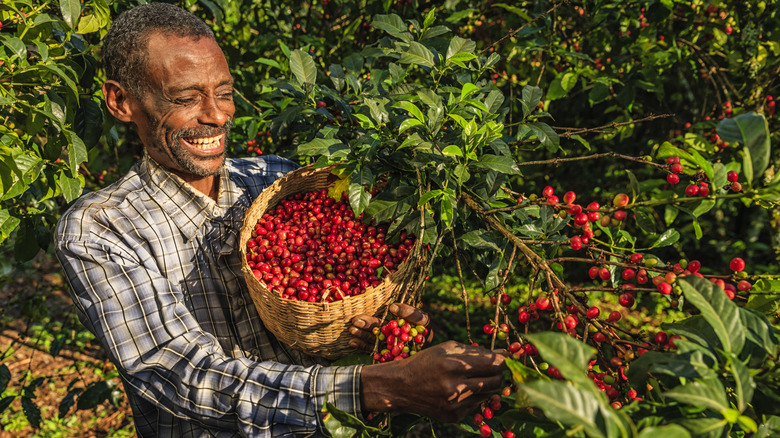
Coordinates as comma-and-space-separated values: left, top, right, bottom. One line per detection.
55, 3, 506, 437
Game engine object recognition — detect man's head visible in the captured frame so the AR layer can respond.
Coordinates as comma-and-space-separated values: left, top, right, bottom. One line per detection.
102, 3, 234, 180
102, 3, 215, 100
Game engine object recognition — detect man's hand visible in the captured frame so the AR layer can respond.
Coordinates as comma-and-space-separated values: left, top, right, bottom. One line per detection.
360, 341, 507, 423
348, 303, 432, 351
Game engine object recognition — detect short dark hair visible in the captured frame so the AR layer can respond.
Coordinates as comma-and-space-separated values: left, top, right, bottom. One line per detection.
102, 3, 216, 98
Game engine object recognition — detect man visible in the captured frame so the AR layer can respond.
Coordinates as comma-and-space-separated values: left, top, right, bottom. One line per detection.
55, 3, 506, 436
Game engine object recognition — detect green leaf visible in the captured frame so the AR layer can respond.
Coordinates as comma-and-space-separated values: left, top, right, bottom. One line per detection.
59, 0, 82, 29
472, 154, 520, 175
679, 276, 745, 355
440, 193, 453, 228
348, 183, 371, 217
423, 8, 435, 28
77, 381, 114, 410
399, 42, 435, 69
21, 397, 41, 429
738, 307, 779, 355
525, 332, 597, 390
634, 207, 657, 234
650, 229, 679, 248
723, 350, 753, 413
717, 112, 770, 186
460, 230, 502, 251
637, 424, 692, 438
289, 50, 317, 88
0, 364, 10, 394
446, 35, 476, 59
520, 380, 607, 438
77, 13, 106, 34
528, 122, 560, 152
58, 388, 82, 418
560, 72, 578, 92
460, 82, 479, 101
2, 37, 26, 60
57, 171, 82, 203
0, 208, 20, 245
297, 138, 349, 158
0, 396, 14, 416
371, 14, 411, 42
394, 101, 425, 122
39, 64, 79, 100
64, 131, 88, 177
664, 379, 729, 413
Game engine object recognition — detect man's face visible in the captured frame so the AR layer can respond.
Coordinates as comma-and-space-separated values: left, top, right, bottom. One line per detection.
131, 33, 235, 178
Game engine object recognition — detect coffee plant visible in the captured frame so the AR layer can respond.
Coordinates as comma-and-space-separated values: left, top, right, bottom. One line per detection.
1, 0, 778, 436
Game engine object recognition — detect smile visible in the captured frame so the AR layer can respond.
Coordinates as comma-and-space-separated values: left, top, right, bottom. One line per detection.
182, 134, 223, 152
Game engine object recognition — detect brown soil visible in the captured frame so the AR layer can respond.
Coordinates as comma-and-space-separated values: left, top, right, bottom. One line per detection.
0, 255, 134, 437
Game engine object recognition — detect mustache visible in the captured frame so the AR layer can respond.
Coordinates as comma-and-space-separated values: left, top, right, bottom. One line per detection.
174, 119, 233, 140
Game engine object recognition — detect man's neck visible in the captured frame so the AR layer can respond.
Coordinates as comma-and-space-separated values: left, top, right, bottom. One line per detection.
179, 173, 219, 201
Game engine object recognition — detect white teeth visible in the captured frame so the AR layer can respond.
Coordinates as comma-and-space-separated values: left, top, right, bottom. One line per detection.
184, 135, 222, 150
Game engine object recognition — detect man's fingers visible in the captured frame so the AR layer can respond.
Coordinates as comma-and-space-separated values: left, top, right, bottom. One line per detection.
388, 303, 430, 327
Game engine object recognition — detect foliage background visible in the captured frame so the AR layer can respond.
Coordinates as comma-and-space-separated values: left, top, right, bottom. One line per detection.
0, 0, 777, 436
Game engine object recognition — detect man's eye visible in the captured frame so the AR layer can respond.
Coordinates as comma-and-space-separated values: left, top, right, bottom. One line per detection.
175, 97, 197, 105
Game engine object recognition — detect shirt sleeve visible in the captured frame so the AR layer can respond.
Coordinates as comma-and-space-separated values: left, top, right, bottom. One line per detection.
55, 210, 364, 437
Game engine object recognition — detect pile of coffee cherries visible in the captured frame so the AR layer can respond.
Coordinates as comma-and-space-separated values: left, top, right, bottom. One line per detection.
372, 317, 428, 362
246, 188, 414, 302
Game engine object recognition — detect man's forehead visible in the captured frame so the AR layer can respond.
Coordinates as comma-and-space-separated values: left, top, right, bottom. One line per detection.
144, 33, 232, 89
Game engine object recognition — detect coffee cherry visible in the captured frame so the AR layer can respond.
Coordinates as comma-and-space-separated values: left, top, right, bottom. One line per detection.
730, 181, 742, 192
593, 332, 607, 342
629, 253, 643, 264
727, 170, 739, 182
536, 296, 551, 310
502, 431, 516, 438
608, 311, 621, 322
621, 268, 636, 281
317, 100, 327, 108
588, 266, 599, 279
483, 323, 494, 334
657, 283, 672, 295
598, 268, 611, 281
586, 307, 600, 319
612, 193, 630, 208
667, 174, 680, 185
480, 424, 492, 437
547, 195, 559, 204
563, 191, 576, 204
473, 413, 484, 425
655, 331, 668, 344
666, 156, 680, 165
518, 310, 531, 324
570, 236, 582, 250
737, 280, 752, 291
671, 163, 683, 174
730, 257, 745, 272
684, 184, 699, 196
542, 186, 554, 197
618, 293, 635, 308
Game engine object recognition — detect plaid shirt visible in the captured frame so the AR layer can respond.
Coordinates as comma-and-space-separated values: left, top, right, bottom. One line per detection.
55, 154, 363, 437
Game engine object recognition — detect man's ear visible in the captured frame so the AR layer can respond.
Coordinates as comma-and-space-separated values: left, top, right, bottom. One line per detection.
103, 80, 136, 123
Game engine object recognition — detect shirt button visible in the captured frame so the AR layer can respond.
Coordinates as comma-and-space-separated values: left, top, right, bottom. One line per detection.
235, 297, 245, 307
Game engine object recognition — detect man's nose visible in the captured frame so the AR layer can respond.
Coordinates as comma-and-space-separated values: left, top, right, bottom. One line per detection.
198, 94, 233, 127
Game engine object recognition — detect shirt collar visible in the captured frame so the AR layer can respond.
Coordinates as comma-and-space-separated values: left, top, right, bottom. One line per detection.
139, 154, 240, 240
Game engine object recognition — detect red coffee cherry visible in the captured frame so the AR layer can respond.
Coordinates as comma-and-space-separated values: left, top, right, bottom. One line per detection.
667, 174, 680, 185
684, 184, 699, 196
730, 257, 745, 272
563, 191, 577, 204
727, 170, 739, 182
542, 186, 554, 197
586, 307, 600, 319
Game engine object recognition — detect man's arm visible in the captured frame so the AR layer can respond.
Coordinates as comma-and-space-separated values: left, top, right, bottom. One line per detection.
56, 216, 362, 436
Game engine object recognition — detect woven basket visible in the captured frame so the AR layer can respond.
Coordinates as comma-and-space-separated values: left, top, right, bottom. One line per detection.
240, 164, 426, 360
